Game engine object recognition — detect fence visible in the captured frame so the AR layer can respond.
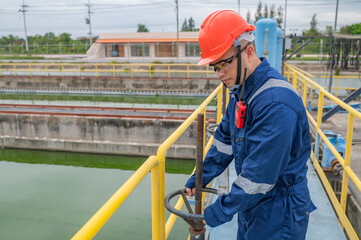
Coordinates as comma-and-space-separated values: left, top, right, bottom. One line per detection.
0, 62, 218, 79
0, 42, 90, 55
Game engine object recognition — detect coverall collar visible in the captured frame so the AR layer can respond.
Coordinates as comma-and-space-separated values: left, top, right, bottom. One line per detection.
231, 57, 270, 103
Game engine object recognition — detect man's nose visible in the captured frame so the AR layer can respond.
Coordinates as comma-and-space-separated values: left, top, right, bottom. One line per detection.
216, 69, 226, 78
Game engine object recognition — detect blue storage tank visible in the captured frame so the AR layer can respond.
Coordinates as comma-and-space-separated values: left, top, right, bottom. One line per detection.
275, 27, 283, 72
255, 18, 277, 68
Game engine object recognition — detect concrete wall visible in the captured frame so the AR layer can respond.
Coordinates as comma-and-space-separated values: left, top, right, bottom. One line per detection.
0, 114, 197, 159
0, 76, 219, 93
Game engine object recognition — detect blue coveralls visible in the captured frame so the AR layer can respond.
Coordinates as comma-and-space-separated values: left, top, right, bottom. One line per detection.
185, 58, 316, 240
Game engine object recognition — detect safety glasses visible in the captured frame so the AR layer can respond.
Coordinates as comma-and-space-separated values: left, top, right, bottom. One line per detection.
210, 41, 252, 72
210, 53, 238, 72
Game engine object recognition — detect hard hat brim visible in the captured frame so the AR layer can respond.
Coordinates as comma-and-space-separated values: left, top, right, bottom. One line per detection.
197, 49, 227, 66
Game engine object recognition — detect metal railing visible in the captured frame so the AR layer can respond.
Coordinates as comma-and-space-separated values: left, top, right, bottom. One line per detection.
0, 63, 217, 79
71, 83, 225, 240
285, 63, 361, 240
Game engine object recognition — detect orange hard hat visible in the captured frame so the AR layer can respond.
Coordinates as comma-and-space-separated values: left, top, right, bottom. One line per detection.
197, 10, 255, 66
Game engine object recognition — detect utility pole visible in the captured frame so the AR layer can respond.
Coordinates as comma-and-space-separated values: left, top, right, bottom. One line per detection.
238, 0, 240, 14
175, 0, 179, 59
328, 0, 339, 93
85, 0, 93, 46
19, 0, 29, 52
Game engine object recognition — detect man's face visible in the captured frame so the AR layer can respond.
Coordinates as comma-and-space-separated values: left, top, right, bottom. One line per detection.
209, 47, 240, 88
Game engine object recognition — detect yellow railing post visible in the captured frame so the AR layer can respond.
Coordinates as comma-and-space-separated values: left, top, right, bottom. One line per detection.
292, 70, 297, 89
168, 64, 170, 78
29, 64, 32, 77
14, 64, 16, 76
303, 80, 308, 107
113, 64, 115, 78
287, 65, 290, 83
313, 91, 324, 162
187, 64, 190, 79
131, 64, 133, 78
151, 160, 161, 240
340, 113, 354, 212
217, 85, 223, 124
336, 75, 340, 97
79, 65, 81, 77
149, 65, 152, 78
156, 149, 166, 240
62, 64, 64, 77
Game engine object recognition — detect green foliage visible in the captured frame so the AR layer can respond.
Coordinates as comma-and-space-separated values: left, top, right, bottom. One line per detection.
254, 1, 262, 22
349, 23, 361, 35
181, 17, 198, 32
137, 24, 149, 32
340, 25, 351, 34
304, 14, 319, 36
276, 6, 283, 28
263, 4, 269, 18
246, 10, 252, 24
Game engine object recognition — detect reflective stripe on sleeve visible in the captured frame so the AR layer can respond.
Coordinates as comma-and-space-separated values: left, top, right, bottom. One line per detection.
235, 175, 274, 194
213, 138, 233, 155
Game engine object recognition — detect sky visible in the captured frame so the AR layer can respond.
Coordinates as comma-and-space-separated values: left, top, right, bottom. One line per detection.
0, 0, 361, 39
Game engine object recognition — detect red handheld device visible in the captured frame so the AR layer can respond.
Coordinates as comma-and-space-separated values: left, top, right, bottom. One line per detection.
235, 101, 247, 128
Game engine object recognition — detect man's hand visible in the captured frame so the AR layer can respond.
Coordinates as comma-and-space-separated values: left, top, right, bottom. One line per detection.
185, 187, 196, 197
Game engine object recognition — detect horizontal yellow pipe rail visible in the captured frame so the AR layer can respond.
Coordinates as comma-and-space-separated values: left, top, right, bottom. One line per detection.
72, 155, 159, 240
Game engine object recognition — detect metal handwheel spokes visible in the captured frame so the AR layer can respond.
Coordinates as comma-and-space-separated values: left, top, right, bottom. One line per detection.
164, 187, 219, 232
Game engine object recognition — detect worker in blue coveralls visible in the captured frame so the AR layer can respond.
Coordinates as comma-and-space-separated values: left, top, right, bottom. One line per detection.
185, 10, 316, 240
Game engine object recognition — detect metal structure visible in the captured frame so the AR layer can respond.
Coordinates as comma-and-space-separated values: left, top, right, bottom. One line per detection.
327, 34, 361, 72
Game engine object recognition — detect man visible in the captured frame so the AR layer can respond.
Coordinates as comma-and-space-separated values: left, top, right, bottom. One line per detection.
185, 10, 316, 240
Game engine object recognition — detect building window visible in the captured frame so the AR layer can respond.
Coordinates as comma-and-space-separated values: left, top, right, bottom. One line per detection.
185, 43, 200, 57
155, 42, 176, 57
131, 43, 149, 57
105, 43, 124, 57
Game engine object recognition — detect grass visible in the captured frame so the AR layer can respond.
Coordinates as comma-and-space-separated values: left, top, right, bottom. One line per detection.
0, 93, 211, 105
0, 55, 45, 60
0, 148, 195, 174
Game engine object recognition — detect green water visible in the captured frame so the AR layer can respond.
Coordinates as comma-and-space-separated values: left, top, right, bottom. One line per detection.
0, 149, 195, 240
0, 93, 210, 106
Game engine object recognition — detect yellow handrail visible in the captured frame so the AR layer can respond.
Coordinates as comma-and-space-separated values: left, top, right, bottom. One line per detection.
0, 62, 216, 79
71, 83, 224, 240
72, 155, 159, 240
284, 63, 361, 240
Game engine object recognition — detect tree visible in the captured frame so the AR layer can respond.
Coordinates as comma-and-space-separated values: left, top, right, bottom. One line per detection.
59, 32, 72, 44
305, 14, 318, 36
349, 22, 361, 35
270, 4, 275, 18
188, 17, 195, 31
181, 18, 189, 31
246, 10, 251, 24
276, 6, 283, 28
137, 24, 149, 32
181, 17, 198, 32
263, 4, 269, 18
324, 25, 333, 36
254, 1, 262, 23
340, 25, 350, 34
